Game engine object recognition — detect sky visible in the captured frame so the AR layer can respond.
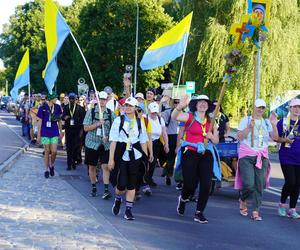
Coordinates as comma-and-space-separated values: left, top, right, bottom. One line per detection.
0, 0, 73, 69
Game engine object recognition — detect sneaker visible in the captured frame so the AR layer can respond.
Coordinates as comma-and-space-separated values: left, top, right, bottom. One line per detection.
49, 166, 55, 177
176, 182, 183, 191
177, 196, 186, 216
166, 177, 171, 186
194, 212, 208, 224
142, 185, 152, 196
72, 164, 76, 170
102, 191, 112, 200
278, 204, 287, 217
44, 171, 50, 179
287, 209, 300, 219
189, 196, 198, 203
66, 166, 72, 171
112, 199, 122, 216
90, 187, 98, 197
124, 209, 135, 220
135, 191, 142, 201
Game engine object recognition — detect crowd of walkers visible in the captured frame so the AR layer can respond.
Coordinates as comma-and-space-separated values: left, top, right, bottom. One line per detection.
15, 84, 300, 223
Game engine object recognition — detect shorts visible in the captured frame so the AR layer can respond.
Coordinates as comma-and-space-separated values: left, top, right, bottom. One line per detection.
41, 136, 59, 145
84, 145, 109, 166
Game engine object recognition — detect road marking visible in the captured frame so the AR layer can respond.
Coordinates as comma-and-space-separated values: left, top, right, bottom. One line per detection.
266, 187, 300, 203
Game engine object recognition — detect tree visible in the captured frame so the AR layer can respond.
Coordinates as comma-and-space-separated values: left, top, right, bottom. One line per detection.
0, 0, 46, 94
75, 0, 173, 94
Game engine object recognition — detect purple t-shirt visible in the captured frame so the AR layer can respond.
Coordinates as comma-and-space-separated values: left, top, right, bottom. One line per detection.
277, 118, 300, 166
37, 103, 62, 137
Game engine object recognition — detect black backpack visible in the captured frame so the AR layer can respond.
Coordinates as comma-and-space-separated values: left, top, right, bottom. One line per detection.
91, 106, 113, 128
119, 114, 142, 138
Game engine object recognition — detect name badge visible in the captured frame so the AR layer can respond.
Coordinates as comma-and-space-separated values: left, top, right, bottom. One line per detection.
96, 128, 102, 136
126, 142, 133, 151
46, 121, 52, 128
70, 119, 74, 126
258, 134, 263, 148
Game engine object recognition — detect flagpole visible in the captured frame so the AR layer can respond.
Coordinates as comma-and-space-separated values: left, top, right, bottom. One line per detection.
69, 31, 105, 137
175, 35, 189, 97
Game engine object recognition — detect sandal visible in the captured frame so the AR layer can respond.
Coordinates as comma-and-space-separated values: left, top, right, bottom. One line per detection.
239, 199, 248, 216
251, 211, 262, 221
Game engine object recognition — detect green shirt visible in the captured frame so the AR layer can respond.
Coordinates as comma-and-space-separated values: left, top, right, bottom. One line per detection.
83, 106, 115, 150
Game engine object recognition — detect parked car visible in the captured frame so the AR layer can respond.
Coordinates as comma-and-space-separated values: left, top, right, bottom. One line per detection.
0, 96, 12, 110
7, 99, 17, 113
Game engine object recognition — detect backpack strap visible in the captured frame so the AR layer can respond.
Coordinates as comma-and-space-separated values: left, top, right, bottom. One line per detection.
165, 109, 174, 127
119, 114, 142, 138
106, 108, 112, 128
283, 117, 287, 133
185, 112, 196, 132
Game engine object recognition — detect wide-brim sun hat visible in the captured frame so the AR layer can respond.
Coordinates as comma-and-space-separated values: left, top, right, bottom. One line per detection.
135, 92, 144, 100
189, 94, 213, 113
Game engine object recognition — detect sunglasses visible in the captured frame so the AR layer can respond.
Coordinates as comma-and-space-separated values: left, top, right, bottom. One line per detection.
136, 108, 142, 113
174, 101, 180, 104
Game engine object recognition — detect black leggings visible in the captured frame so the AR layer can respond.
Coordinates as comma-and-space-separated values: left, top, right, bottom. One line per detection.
181, 149, 213, 212
280, 164, 300, 208
117, 158, 142, 191
146, 139, 162, 182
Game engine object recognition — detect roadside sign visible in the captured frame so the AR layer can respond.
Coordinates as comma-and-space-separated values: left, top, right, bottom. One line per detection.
186, 81, 195, 94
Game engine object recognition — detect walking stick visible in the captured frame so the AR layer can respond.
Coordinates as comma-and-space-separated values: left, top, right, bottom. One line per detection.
251, 52, 257, 147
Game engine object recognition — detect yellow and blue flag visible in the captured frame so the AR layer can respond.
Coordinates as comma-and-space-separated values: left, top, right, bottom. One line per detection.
10, 49, 30, 100
140, 12, 193, 70
42, 0, 70, 94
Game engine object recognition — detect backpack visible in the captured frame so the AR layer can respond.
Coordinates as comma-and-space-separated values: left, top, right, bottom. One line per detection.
91, 106, 113, 128
118, 114, 142, 138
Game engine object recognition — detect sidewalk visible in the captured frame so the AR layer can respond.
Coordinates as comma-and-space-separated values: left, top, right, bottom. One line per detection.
0, 152, 134, 249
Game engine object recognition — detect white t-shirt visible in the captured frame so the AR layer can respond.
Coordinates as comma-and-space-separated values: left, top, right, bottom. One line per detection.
106, 99, 118, 112
109, 116, 148, 161
148, 115, 165, 140
238, 116, 273, 151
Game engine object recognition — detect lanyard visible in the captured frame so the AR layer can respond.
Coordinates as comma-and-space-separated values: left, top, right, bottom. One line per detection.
48, 104, 54, 121
254, 119, 263, 136
69, 104, 76, 118
195, 112, 207, 136
286, 116, 299, 135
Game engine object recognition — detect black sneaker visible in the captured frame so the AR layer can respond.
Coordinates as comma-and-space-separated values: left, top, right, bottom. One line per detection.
177, 196, 186, 216
176, 182, 183, 191
166, 177, 171, 186
44, 171, 50, 179
102, 191, 112, 200
194, 212, 208, 224
189, 196, 197, 203
112, 199, 122, 216
49, 166, 55, 177
66, 166, 72, 171
124, 209, 135, 220
90, 187, 98, 197
72, 164, 76, 170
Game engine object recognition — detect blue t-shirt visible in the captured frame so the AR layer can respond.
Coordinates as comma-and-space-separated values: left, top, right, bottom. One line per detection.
37, 103, 62, 137
277, 118, 300, 166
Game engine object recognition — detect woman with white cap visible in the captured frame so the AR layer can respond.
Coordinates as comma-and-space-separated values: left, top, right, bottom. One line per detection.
172, 94, 220, 224
236, 98, 278, 221
108, 97, 148, 220
276, 98, 300, 219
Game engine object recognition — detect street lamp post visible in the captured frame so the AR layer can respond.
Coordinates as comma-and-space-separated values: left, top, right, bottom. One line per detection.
133, 1, 139, 96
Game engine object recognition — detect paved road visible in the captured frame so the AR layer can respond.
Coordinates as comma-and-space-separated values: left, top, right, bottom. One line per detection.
1, 111, 300, 250
0, 111, 25, 164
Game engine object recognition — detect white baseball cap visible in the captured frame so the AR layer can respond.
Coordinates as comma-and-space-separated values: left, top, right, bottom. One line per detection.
125, 97, 138, 107
255, 99, 266, 108
148, 102, 160, 113
98, 91, 108, 99
289, 98, 300, 107
135, 92, 144, 100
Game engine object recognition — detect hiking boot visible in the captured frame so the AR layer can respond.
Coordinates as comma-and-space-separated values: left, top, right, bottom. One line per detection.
90, 187, 98, 197
194, 211, 208, 224
142, 185, 152, 196
177, 196, 186, 216
124, 209, 135, 220
49, 166, 55, 177
287, 209, 300, 219
102, 190, 112, 200
166, 177, 171, 186
44, 171, 50, 179
112, 199, 122, 216
278, 203, 287, 217
176, 182, 183, 191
